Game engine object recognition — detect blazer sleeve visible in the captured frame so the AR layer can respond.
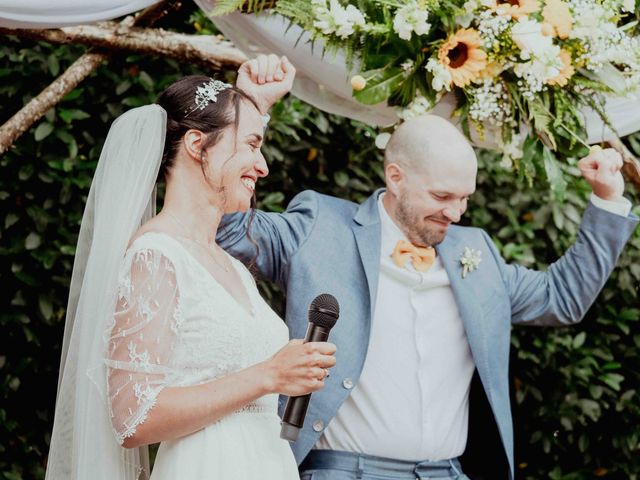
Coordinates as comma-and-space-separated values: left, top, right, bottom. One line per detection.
484, 202, 638, 326
217, 190, 319, 286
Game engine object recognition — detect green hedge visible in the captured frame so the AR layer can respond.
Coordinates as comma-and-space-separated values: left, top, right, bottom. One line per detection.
0, 6, 638, 479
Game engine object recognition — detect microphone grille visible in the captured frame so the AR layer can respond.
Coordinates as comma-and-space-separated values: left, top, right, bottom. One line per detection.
308, 293, 339, 330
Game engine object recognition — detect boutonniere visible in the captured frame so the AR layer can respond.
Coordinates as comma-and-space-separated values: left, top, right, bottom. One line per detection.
459, 247, 482, 278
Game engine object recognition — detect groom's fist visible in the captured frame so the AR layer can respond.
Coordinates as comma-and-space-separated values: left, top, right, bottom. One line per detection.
578, 147, 625, 201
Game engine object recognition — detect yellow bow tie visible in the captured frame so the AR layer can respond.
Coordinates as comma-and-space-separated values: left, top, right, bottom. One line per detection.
391, 240, 436, 273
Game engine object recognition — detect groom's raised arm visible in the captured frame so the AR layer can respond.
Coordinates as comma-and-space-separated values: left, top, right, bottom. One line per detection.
218, 190, 319, 286
485, 148, 638, 326
483, 201, 637, 326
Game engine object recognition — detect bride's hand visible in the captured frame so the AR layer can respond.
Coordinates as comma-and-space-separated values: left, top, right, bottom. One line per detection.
262, 339, 337, 396
236, 54, 296, 115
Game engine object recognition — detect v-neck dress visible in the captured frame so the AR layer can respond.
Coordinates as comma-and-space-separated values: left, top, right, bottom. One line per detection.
105, 232, 298, 479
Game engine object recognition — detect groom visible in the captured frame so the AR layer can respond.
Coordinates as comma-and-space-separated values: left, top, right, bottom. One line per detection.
219, 56, 639, 479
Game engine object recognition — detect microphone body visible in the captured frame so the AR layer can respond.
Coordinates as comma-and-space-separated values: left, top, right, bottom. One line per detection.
280, 294, 339, 442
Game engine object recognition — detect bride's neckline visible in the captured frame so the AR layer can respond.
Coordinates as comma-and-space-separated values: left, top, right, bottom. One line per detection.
131, 231, 256, 318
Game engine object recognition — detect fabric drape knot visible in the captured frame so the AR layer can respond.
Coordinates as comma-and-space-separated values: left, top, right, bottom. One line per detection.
391, 240, 436, 273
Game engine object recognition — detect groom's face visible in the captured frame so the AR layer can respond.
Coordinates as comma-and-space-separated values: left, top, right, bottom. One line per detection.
394, 152, 477, 247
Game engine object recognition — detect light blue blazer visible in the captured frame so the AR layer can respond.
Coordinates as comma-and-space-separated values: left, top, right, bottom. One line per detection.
218, 188, 638, 479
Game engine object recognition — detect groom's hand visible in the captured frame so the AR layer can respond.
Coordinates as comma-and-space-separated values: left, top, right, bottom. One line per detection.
578, 147, 625, 202
236, 54, 296, 114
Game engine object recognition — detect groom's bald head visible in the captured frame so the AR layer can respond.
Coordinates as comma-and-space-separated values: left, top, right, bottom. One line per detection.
382, 115, 477, 247
384, 114, 476, 177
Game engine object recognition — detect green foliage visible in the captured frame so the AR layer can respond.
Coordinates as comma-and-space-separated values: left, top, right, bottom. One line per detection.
209, 0, 276, 16
1, 4, 639, 480
470, 149, 640, 479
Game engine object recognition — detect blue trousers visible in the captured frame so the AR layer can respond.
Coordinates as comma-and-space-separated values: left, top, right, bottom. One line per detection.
299, 450, 470, 480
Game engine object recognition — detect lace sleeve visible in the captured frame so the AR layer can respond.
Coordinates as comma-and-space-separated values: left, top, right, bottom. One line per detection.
106, 248, 182, 444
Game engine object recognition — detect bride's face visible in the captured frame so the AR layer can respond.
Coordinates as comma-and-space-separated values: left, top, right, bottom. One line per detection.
202, 100, 268, 213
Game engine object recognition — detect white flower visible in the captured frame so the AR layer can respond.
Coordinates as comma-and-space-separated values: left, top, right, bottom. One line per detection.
397, 94, 435, 120
313, 0, 366, 39
375, 132, 391, 149
477, 9, 510, 50
567, 0, 609, 40
498, 133, 524, 169
393, 2, 431, 40
401, 59, 415, 72
622, 0, 635, 12
511, 17, 554, 59
459, 247, 482, 278
456, 0, 479, 27
468, 80, 511, 126
514, 44, 564, 83
425, 58, 452, 92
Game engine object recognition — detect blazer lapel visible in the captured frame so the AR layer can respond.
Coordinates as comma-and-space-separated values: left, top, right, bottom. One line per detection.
352, 190, 383, 319
437, 232, 488, 377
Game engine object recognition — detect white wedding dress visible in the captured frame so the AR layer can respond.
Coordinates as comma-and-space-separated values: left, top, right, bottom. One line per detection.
105, 231, 299, 479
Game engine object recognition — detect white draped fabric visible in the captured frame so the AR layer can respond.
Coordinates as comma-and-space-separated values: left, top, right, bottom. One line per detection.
0, 0, 638, 142
0, 0, 157, 28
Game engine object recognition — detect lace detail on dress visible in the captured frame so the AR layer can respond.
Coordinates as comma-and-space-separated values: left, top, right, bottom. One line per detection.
105, 233, 289, 444
107, 244, 181, 445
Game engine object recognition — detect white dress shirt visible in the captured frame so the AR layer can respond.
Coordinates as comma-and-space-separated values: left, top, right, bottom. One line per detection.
316, 193, 631, 460
317, 194, 476, 460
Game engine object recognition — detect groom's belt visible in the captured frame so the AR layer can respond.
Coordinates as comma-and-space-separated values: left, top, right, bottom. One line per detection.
300, 449, 464, 478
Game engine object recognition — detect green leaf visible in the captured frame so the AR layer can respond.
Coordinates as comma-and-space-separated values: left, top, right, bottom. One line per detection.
334, 171, 349, 187
138, 71, 154, 90
38, 295, 53, 321
25, 232, 41, 250
589, 385, 603, 399
542, 147, 566, 201
62, 88, 83, 101
116, 80, 132, 95
601, 373, 624, 391
210, 0, 252, 15
34, 122, 54, 141
260, 191, 285, 212
578, 398, 601, 422
47, 53, 60, 76
529, 100, 557, 150
572, 331, 586, 349
353, 67, 404, 105
4, 213, 18, 229
58, 108, 91, 123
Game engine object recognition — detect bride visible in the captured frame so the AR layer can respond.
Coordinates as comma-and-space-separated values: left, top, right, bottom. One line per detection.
45, 55, 336, 480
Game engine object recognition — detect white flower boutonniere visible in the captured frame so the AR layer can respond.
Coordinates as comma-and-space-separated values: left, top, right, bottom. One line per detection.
459, 247, 482, 278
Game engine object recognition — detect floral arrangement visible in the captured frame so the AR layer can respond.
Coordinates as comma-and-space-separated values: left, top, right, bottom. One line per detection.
214, 0, 640, 194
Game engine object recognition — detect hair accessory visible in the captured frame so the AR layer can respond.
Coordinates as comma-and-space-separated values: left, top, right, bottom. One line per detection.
184, 78, 231, 117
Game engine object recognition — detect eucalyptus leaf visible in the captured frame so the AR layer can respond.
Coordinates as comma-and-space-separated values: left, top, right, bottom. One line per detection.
353, 67, 404, 105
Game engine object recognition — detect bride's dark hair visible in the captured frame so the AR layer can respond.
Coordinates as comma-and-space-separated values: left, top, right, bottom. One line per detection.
157, 75, 260, 179
157, 75, 263, 264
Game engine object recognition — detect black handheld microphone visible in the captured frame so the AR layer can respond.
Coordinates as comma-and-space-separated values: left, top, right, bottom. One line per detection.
280, 293, 340, 442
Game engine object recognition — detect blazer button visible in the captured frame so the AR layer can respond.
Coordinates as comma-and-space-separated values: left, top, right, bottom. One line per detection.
312, 420, 324, 432
342, 378, 354, 389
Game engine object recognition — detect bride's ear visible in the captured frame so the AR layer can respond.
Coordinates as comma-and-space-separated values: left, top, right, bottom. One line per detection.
182, 129, 206, 163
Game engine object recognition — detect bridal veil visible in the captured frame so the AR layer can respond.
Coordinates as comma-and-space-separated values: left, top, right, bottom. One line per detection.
46, 105, 166, 480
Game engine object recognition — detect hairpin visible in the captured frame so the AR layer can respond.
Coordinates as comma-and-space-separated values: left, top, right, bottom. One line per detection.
184, 78, 232, 117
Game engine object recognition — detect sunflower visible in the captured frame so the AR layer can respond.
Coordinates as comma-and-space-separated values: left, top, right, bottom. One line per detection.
437, 29, 488, 88
543, 0, 573, 39
547, 49, 575, 86
489, 0, 540, 19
